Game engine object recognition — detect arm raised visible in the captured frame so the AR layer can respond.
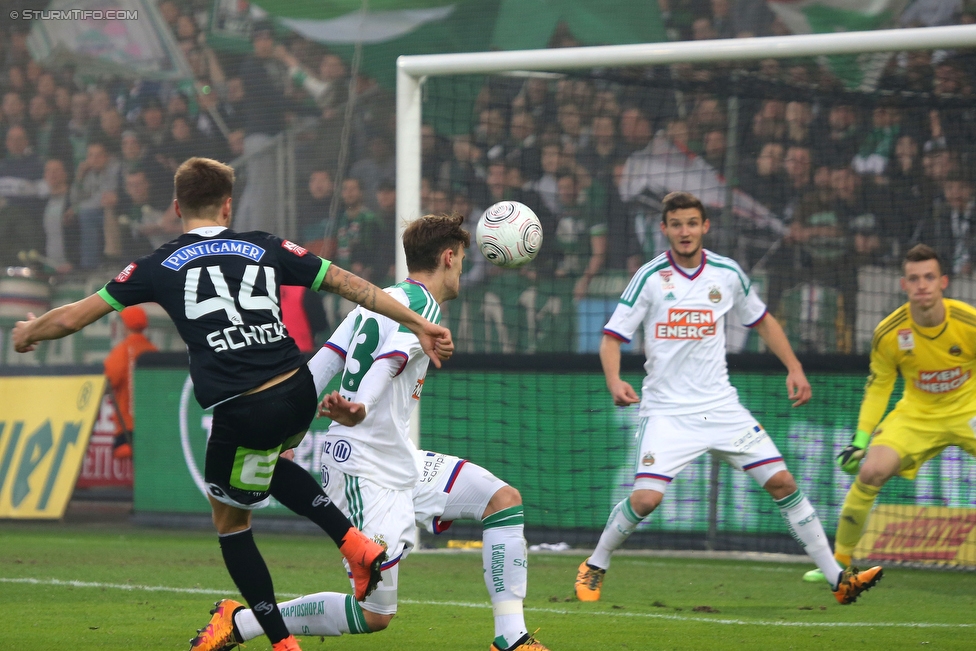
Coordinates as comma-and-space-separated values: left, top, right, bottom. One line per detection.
13, 293, 115, 353
320, 264, 454, 367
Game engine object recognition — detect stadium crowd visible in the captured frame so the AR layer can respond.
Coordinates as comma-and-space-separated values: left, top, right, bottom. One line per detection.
1, 0, 975, 353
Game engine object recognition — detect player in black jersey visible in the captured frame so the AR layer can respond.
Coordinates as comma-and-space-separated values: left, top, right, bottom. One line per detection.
13, 157, 454, 651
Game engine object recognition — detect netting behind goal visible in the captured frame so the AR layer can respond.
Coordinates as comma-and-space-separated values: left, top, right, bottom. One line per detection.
420, 54, 976, 356
412, 44, 976, 567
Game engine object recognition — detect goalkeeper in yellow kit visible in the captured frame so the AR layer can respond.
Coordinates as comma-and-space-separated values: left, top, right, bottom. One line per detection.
805, 244, 976, 582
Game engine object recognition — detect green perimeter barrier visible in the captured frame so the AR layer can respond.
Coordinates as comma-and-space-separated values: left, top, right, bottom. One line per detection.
134, 359, 340, 516
134, 354, 976, 537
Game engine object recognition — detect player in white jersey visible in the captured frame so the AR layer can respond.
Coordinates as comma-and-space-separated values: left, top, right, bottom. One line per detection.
574, 191, 882, 606
195, 215, 549, 651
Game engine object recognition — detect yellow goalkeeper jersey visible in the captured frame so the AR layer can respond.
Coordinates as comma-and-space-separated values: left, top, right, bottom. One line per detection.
858, 298, 976, 432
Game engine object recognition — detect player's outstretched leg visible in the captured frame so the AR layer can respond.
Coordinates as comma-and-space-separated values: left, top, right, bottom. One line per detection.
271, 637, 302, 651
834, 479, 883, 567
269, 457, 386, 599
802, 477, 883, 583
214, 520, 296, 648
481, 486, 550, 651
833, 566, 884, 604
339, 528, 387, 601
774, 487, 844, 585
189, 599, 243, 651
574, 561, 606, 603
228, 591, 372, 644
575, 492, 653, 602
762, 471, 857, 595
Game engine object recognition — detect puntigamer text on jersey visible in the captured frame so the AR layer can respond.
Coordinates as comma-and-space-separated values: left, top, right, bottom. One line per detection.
99, 230, 327, 408
162, 239, 266, 270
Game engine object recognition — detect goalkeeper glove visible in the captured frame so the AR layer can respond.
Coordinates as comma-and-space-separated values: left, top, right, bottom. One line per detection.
837, 429, 871, 474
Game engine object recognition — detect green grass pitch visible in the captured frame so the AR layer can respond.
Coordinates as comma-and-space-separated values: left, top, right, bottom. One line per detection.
2, 522, 974, 650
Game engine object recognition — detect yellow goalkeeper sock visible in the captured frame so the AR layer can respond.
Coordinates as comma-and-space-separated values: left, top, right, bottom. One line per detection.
834, 479, 881, 560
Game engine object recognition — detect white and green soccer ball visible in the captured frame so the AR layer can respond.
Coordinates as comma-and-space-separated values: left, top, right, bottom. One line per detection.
475, 200, 543, 269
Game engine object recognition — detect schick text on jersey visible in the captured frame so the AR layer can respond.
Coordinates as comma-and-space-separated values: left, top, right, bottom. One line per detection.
206, 322, 287, 352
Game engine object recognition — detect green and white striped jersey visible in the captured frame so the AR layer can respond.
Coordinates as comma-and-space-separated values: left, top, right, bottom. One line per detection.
322, 279, 441, 490
604, 249, 768, 416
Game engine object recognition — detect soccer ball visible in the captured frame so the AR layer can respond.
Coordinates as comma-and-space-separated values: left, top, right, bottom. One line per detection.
475, 201, 543, 268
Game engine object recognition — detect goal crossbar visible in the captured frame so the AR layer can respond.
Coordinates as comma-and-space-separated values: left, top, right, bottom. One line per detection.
394, 23, 976, 446
399, 24, 976, 77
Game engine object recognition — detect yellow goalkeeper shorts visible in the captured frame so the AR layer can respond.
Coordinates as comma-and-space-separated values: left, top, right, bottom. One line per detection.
870, 405, 976, 479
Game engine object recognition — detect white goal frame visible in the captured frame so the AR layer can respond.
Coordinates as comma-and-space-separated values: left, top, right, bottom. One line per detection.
395, 23, 976, 444
395, 23, 976, 278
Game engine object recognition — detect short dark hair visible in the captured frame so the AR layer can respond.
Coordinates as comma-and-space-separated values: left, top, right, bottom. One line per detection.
661, 191, 707, 223
174, 157, 234, 216
403, 213, 470, 273
903, 243, 943, 275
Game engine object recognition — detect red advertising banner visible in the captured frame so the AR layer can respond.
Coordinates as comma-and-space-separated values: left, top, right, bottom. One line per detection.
857, 505, 976, 567
75, 391, 133, 489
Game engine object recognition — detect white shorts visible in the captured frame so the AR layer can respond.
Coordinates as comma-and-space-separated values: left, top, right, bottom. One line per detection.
633, 401, 787, 494
321, 462, 415, 616
413, 450, 508, 534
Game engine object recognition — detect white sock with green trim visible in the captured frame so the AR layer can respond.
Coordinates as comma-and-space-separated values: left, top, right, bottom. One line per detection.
775, 490, 843, 589
589, 497, 644, 570
482, 505, 528, 650
234, 592, 369, 641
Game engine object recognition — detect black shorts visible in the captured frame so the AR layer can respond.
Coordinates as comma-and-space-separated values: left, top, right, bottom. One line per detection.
204, 365, 317, 509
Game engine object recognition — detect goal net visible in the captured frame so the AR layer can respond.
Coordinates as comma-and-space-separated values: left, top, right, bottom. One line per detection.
400, 26, 976, 568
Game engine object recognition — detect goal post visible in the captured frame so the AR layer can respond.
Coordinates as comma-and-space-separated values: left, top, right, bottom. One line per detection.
394, 23, 976, 397
395, 24, 976, 564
